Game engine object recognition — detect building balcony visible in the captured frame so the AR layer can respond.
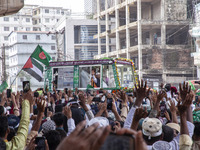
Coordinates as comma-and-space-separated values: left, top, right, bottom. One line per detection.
94, 44, 190, 59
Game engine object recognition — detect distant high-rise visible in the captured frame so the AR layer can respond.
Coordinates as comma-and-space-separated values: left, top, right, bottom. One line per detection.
84, 0, 97, 15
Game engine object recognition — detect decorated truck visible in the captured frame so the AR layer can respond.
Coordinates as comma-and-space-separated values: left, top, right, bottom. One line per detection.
44, 58, 138, 91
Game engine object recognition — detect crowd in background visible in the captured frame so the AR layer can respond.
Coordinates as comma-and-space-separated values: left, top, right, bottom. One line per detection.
0, 80, 200, 150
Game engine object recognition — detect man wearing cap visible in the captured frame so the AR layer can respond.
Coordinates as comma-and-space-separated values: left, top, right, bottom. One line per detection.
0, 91, 32, 150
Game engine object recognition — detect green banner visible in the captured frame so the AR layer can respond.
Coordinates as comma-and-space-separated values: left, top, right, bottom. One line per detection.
112, 64, 120, 89
73, 65, 79, 89
44, 67, 52, 92
0, 81, 8, 93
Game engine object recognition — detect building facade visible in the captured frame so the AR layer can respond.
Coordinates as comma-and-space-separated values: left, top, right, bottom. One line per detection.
190, 2, 200, 79
94, 0, 194, 87
0, 4, 71, 83
55, 17, 107, 60
7, 31, 57, 92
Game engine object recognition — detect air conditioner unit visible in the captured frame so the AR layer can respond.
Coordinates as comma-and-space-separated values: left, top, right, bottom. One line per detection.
0, 0, 24, 17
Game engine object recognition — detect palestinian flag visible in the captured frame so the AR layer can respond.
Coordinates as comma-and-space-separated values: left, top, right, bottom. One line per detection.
31, 45, 52, 66
23, 57, 43, 82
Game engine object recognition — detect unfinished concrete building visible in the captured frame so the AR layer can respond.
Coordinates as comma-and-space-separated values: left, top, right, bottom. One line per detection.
94, 0, 194, 87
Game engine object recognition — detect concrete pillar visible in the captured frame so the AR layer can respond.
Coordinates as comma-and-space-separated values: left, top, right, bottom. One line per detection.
150, 30, 153, 45
197, 66, 200, 80
161, 25, 166, 46
105, 0, 109, 57
126, 0, 130, 59
115, 0, 120, 57
137, 0, 142, 80
97, 0, 101, 55
161, 0, 166, 47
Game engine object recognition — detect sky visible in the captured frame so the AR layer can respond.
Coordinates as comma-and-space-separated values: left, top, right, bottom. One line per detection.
25, 0, 84, 13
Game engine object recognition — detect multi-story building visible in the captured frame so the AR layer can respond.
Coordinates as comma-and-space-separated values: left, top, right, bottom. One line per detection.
190, 2, 200, 79
0, 4, 71, 83
55, 17, 108, 60
94, 0, 194, 87
7, 31, 57, 91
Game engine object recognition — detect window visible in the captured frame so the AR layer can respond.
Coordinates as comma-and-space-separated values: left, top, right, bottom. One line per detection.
34, 20, 37, 24
26, 27, 30, 31
61, 11, 64, 15
14, 27, 18, 31
36, 35, 40, 40
45, 28, 49, 31
45, 9, 49, 13
52, 57, 55, 61
51, 46, 55, 50
34, 10, 37, 15
51, 35, 56, 40
23, 35, 27, 40
4, 17, 9, 21
26, 18, 30, 22
4, 36, 8, 41
14, 17, 18, 21
4, 27, 9, 31
45, 18, 49, 23
57, 19, 59, 22
56, 9, 60, 14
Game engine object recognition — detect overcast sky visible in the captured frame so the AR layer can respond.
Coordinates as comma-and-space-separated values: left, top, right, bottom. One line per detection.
25, 0, 84, 13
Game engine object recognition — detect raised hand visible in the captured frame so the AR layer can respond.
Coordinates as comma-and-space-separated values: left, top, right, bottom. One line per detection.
23, 90, 34, 105
177, 92, 193, 115
36, 99, 45, 113
169, 99, 177, 114
179, 82, 191, 102
134, 80, 150, 107
56, 121, 110, 150
133, 107, 148, 122
64, 105, 72, 119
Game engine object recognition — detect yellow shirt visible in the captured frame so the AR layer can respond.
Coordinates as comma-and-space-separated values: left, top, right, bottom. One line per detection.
6, 100, 30, 150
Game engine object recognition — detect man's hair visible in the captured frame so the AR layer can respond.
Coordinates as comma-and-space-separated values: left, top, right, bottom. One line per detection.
56, 129, 67, 141
0, 138, 6, 150
52, 113, 64, 127
0, 116, 8, 138
194, 122, 200, 137
44, 130, 61, 150
0, 106, 4, 116
162, 125, 174, 142
143, 134, 162, 145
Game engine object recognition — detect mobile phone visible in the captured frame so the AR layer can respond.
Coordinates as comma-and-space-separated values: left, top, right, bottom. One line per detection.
23, 81, 30, 93
100, 133, 135, 150
7, 89, 11, 98
107, 98, 113, 110
92, 97, 101, 102
35, 137, 46, 150
64, 88, 68, 94
160, 101, 167, 117
34, 91, 39, 98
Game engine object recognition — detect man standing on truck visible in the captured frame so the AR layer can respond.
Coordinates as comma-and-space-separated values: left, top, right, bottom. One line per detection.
91, 68, 100, 88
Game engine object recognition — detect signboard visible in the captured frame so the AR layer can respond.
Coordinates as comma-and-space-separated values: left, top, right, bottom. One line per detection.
57, 67, 74, 89
49, 59, 113, 67
44, 67, 52, 92
73, 66, 79, 89
112, 64, 120, 89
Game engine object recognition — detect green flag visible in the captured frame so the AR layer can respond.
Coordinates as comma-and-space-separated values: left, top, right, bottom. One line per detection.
87, 84, 94, 89
188, 81, 196, 91
0, 81, 8, 93
31, 45, 52, 66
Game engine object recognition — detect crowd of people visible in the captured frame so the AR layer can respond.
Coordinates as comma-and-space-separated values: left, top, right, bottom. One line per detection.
0, 80, 199, 150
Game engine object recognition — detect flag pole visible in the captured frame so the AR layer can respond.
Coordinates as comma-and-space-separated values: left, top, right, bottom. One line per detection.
10, 69, 23, 88
10, 45, 40, 88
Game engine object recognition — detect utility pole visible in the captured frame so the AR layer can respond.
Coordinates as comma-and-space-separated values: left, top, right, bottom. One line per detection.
47, 29, 65, 61
2, 44, 6, 82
